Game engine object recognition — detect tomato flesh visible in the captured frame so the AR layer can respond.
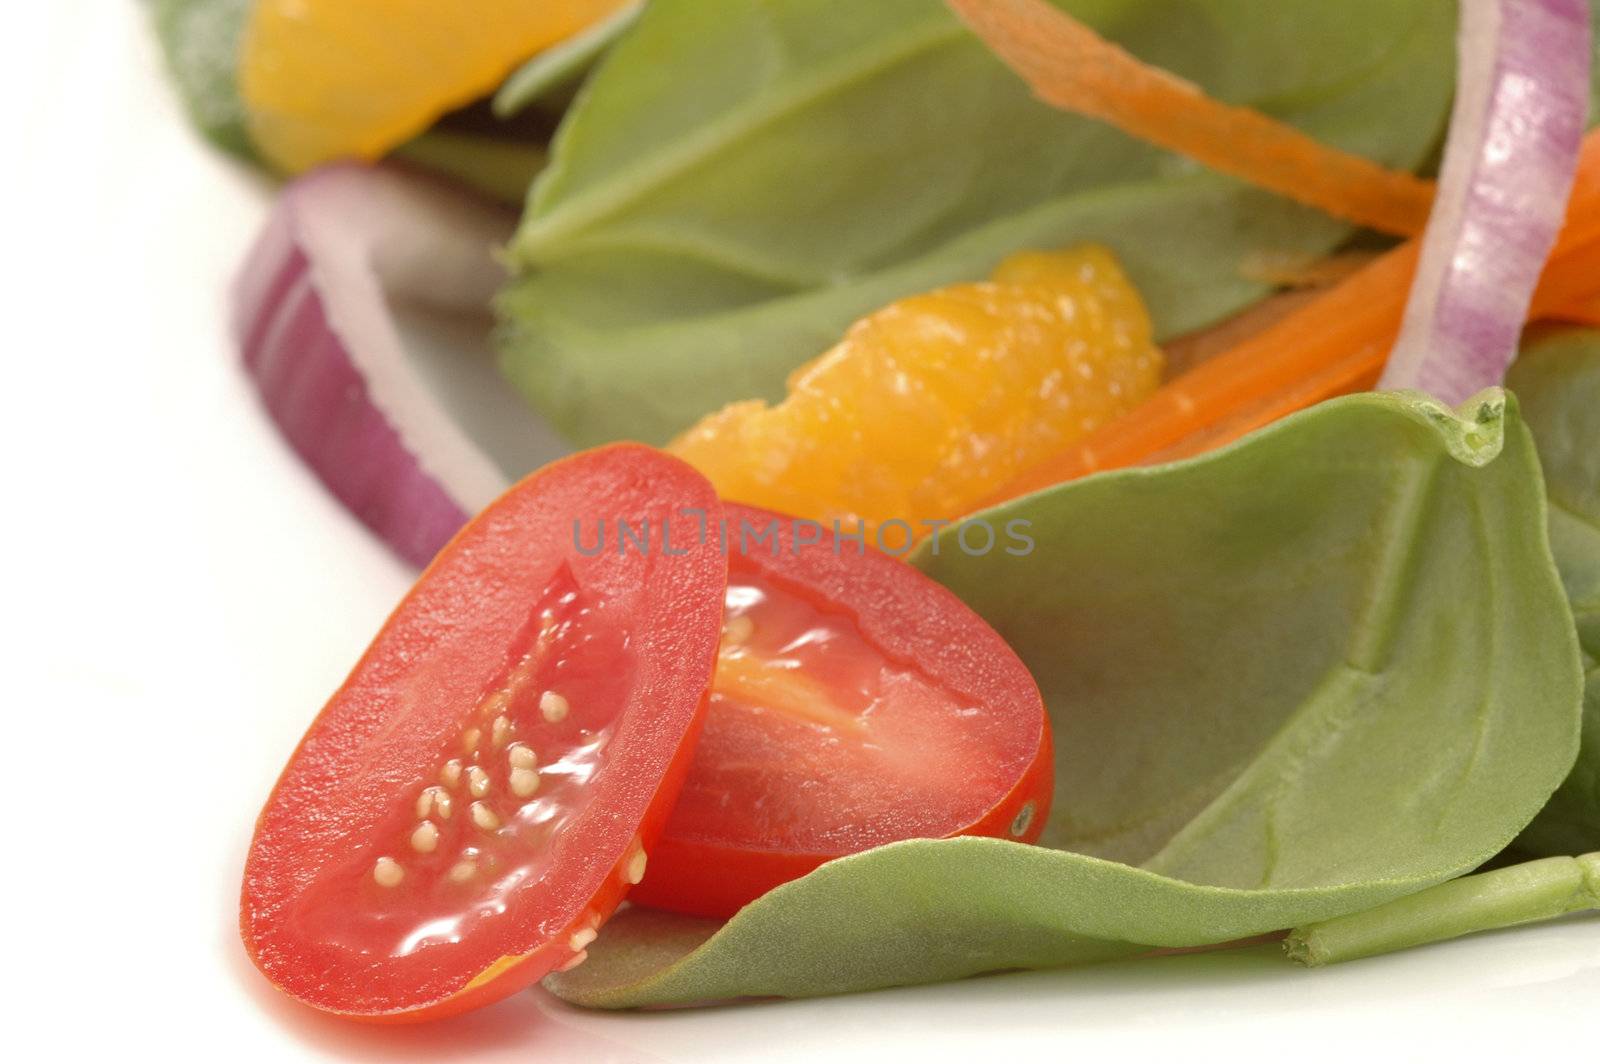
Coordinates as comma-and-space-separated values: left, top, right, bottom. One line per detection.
241, 445, 726, 1021
631, 504, 1053, 918
288, 566, 629, 959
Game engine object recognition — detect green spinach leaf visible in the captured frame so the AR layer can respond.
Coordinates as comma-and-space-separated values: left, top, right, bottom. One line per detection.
1510, 330, 1600, 856
546, 390, 1581, 1008
149, 0, 254, 158
491, 1, 644, 120
390, 132, 548, 207
497, 0, 1457, 446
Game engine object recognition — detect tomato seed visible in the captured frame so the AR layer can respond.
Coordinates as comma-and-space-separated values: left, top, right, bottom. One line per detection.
415, 785, 454, 819
410, 821, 439, 853
540, 691, 570, 723
372, 857, 404, 888
724, 615, 755, 644
510, 767, 541, 798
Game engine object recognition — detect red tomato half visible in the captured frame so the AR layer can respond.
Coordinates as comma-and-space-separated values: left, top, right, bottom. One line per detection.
630, 504, 1053, 919
241, 445, 726, 1021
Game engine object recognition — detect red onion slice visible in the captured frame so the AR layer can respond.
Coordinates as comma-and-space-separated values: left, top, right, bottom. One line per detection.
234, 165, 566, 566
1380, 0, 1592, 403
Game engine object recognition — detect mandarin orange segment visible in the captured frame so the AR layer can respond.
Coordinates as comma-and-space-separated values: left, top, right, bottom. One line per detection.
669, 246, 1163, 538
240, 0, 629, 172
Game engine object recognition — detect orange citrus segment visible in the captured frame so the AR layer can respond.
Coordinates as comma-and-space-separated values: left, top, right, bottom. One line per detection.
240, 0, 628, 173
669, 246, 1163, 538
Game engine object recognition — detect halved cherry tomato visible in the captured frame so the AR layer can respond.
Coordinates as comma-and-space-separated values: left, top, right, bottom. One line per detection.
631, 504, 1053, 918
240, 445, 726, 1021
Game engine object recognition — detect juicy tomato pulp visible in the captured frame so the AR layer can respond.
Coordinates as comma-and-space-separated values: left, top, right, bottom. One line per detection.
240, 446, 726, 1021
630, 505, 1053, 918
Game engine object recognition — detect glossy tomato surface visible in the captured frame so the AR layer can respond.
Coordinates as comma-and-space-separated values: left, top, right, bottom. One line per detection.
241, 445, 726, 1021
631, 504, 1053, 918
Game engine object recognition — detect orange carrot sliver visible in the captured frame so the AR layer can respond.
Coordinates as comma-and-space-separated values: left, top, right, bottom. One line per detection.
1547, 295, 1600, 328
1153, 226, 1600, 465
987, 247, 1414, 499
1526, 229, 1600, 316
983, 131, 1600, 505
950, 0, 1436, 237
1142, 344, 1385, 467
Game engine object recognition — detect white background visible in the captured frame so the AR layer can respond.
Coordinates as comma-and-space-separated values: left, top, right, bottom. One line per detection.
6, 3, 1595, 1060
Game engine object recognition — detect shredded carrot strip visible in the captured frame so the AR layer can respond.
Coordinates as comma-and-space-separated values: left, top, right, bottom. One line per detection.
1549, 294, 1600, 327
1161, 287, 1333, 378
949, 0, 1436, 237
986, 247, 1414, 500
1140, 344, 1386, 467
1149, 231, 1600, 464
1238, 250, 1381, 290
983, 132, 1600, 504
1524, 228, 1600, 319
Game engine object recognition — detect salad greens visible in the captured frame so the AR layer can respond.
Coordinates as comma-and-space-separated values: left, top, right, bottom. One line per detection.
1510, 330, 1600, 856
150, 0, 252, 157
492, 1, 644, 120
148, 0, 1600, 1009
389, 132, 548, 207
546, 389, 1583, 1008
498, 0, 1457, 447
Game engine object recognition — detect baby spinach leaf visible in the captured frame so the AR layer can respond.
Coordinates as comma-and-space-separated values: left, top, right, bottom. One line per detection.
497, 0, 1457, 446
390, 132, 548, 207
491, 1, 644, 119
1510, 330, 1600, 856
547, 390, 1582, 1008
149, 0, 254, 158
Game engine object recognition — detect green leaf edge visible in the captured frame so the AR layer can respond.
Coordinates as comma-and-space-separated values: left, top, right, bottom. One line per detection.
491, 1, 644, 119
1510, 329, 1600, 855
148, 0, 256, 159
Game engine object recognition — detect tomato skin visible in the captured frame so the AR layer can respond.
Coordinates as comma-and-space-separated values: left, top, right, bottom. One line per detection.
636, 736, 1053, 920
241, 445, 726, 1022
631, 504, 1053, 920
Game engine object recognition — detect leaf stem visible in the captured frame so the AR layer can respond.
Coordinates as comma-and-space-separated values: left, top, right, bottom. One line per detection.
1286, 853, 1600, 966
